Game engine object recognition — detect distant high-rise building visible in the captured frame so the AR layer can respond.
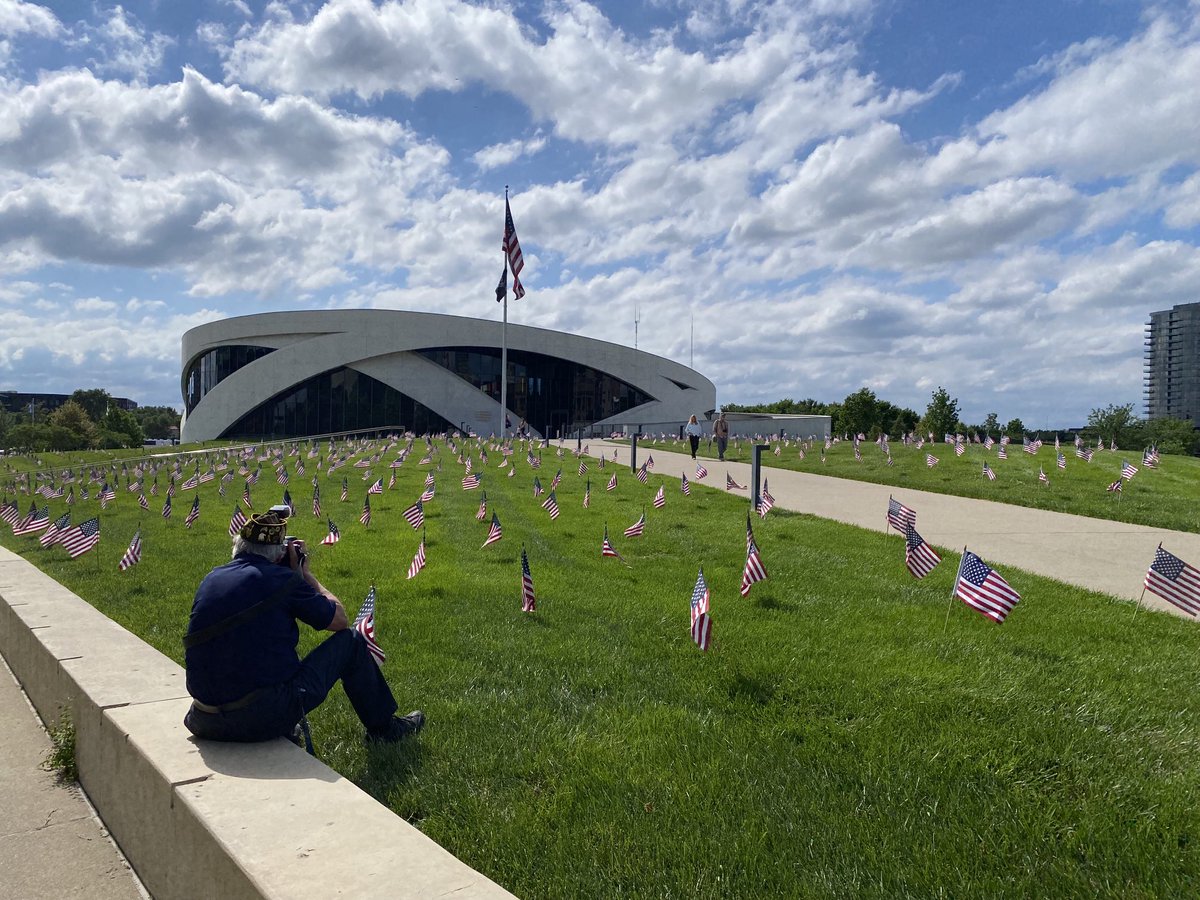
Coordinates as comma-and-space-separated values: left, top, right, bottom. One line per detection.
1145, 302, 1200, 427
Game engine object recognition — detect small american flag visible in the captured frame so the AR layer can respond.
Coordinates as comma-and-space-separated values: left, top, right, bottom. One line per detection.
161, 495, 172, 519
583, 480, 591, 508
321, 520, 341, 545
341, 478, 348, 502
551, 468, 562, 489
757, 480, 774, 518
1057, 453, 1066, 470
740, 516, 767, 597
407, 539, 426, 580
695, 463, 708, 479
313, 486, 321, 517
1076, 447, 1092, 461
532, 476, 544, 497
40, 512, 71, 547
360, 496, 372, 526
982, 462, 996, 481
388, 471, 396, 490
653, 485, 666, 509
542, 490, 560, 520
483, 512, 503, 547
118, 529, 142, 571
1106, 478, 1123, 493
368, 478, 383, 495
681, 472, 691, 496
1121, 460, 1139, 480
601, 526, 623, 560
1143, 448, 1159, 468
691, 612, 712, 652
60, 517, 101, 558
904, 524, 941, 579
887, 497, 915, 531
926, 454, 939, 468
276, 467, 289, 486
228, 505, 248, 537
624, 510, 645, 538
1038, 467, 1049, 485
578, 459, 588, 476
636, 465, 649, 484
243, 483, 252, 508
1144, 547, 1200, 617
185, 496, 201, 529
462, 473, 481, 490
606, 473, 617, 492
476, 492, 488, 521
690, 567, 710, 625
502, 196, 526, 299
520, 546, 536, 612
997, 446, 1007, 460
283, 489, 295, 516
353, 586, 386, 666
954, 443, 965, 457
402, 499, 425, 529
953, 551, 1020, 624
725, 472, 746, 490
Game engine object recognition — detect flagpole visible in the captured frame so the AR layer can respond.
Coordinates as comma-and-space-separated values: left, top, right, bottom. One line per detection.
1133, 542, 1159, 620
944, 547, 967, 634
500, 186, 510, 443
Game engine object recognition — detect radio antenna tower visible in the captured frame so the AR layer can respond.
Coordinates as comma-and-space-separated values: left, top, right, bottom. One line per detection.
634, 301, 641, 350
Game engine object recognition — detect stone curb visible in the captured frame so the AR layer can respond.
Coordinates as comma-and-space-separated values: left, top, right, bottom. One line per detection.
0, 546, 515, 900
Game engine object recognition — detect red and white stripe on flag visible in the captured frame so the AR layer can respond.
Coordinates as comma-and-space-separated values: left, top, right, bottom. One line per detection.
691, 613, 712, 651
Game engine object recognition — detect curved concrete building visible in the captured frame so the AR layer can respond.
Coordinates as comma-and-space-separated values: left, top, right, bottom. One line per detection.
180, 310, 715, 442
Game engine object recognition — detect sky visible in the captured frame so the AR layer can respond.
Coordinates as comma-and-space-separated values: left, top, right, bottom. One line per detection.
2, 0, 1200, 427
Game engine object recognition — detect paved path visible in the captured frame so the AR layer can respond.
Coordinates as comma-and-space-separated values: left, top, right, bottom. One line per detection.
0, 653, 146, 900
592, 439, 1200, 618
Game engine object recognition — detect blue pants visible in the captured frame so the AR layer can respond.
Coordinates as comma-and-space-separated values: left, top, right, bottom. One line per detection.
184, 629, 399, 742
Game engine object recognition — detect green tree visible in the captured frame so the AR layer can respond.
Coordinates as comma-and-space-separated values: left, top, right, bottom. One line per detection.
1144, 417, 1200, 456
1005, 418, 1026, 440
920, 387, 959, 441
982, 413, 1000, 436
69, 389, 113, 422
1086, 403, 1140, 449
132, 406, 181, 440
99, 406, 144, 447
49, 400, 96, 447
841, 388, 880, 437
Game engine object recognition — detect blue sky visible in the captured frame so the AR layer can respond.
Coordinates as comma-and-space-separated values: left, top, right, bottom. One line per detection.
2, 0, 1200, 427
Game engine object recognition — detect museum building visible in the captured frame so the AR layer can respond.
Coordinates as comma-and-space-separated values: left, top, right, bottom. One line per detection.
180, 310, 715, 443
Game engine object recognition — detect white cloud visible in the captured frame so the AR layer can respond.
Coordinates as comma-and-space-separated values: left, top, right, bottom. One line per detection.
473, 135, 546, 171
0, 0, 61, 38
73, 4, 174, 81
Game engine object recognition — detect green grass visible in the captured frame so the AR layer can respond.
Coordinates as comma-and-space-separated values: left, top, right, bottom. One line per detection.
627, 435, 1200, 533
3, 441, 1200, 898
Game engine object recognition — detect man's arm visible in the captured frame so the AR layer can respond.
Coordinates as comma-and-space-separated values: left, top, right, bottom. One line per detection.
287, 541, 348, 631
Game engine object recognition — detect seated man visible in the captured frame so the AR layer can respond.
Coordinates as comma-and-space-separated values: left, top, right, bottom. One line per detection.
183, 511, 423, 745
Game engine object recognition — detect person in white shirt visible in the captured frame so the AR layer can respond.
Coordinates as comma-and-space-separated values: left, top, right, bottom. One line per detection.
684, 415, 702, 459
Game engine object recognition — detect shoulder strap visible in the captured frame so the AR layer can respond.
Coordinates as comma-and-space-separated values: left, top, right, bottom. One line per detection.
183, 572, 304, 650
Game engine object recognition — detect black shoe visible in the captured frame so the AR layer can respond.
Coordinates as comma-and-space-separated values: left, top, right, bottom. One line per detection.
366, 710, 425, 744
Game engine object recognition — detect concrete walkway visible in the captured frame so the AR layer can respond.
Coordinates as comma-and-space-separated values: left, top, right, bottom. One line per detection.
0, 654, 145, 900
595, 439, 1200, 618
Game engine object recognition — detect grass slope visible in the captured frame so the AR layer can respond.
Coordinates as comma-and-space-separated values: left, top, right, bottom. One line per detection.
2, 441, 1199, 898
628, 435, 1200, 533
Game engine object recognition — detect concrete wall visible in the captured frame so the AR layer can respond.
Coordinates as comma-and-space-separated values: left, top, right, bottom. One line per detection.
0, 545, 514, 900
181, 310, 715, 442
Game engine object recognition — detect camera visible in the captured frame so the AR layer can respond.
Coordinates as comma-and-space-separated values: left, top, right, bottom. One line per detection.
284, 535, 306, 567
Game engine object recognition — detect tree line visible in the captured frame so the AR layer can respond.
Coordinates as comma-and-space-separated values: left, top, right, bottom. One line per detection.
723, 389, 1199, 455
0, 389, 181, 452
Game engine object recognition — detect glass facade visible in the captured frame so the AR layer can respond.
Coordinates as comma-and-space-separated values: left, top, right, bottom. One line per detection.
185, 345, 274, 414
416, 347, 655, 437
221, 367, 454, 440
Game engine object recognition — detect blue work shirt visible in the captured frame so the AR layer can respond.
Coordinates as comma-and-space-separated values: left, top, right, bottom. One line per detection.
185, 554, 336, 705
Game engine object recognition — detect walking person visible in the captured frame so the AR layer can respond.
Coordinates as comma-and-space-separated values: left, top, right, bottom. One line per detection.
713, 411, 729, 461
685, 415, 702, 459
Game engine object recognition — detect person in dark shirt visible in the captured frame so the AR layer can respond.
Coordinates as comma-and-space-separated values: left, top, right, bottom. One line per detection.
183, 511, 423, 746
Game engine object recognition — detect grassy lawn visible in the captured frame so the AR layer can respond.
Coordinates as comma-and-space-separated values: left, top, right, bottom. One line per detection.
2, 439, 1199, 898
624, 435, 1200, 533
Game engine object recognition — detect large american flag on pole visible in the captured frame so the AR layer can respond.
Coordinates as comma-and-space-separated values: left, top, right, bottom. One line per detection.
354, 586, 386, 666
502, 195, 526, 299
953, 551, 1020, 624
1143, 546, 1200, 617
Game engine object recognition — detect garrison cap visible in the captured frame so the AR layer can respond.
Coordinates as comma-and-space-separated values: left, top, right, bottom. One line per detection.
239, 512, 286, 544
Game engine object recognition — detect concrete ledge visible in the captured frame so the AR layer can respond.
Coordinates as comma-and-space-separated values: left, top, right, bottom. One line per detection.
0, 546, 514, 900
